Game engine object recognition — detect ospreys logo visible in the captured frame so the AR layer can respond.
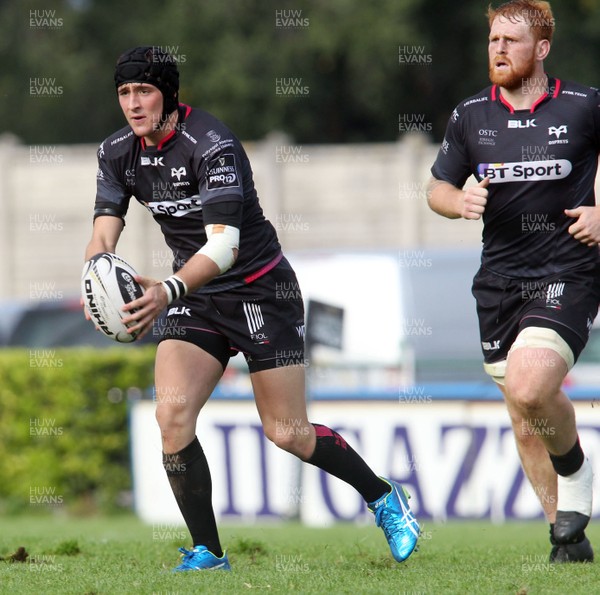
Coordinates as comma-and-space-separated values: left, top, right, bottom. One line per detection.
206, 154, 239, 191
548, 125, 569, 145
171, 166, 186, 180
477, 159, 572, 183
549, 125, 567, 138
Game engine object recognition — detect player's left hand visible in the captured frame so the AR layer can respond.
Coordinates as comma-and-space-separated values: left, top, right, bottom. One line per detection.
565, 206, 600, 247
121, 275, 169, 339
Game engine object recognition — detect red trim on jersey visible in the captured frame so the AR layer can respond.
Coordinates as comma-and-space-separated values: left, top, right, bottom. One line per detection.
530, 92, 548, 113
492, 85, 514, 112
179, 103, 192, 118
138, 105, 190, 151
156, 129, 176, 150
244, 252, 284, 284
139, 130, 175, 151
493, 78, 561, 113
498, 92, 515, 114
552, 78, 561, 97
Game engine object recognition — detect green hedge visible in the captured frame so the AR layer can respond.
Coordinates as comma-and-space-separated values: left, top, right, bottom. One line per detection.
0, 347, 155, 514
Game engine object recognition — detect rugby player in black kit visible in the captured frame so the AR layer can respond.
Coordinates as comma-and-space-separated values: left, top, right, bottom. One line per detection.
428, 1, 600, 563
83, 46, 419, 571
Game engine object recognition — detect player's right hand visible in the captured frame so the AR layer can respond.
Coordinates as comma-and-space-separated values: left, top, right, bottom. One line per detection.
121, 275, 167, 340
460, 176, 489, 220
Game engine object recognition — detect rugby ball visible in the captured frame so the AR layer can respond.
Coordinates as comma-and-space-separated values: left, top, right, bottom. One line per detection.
81, 252, 145, 343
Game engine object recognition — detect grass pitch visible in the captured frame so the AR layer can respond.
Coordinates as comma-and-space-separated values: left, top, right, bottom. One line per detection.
0, 515, 597, 594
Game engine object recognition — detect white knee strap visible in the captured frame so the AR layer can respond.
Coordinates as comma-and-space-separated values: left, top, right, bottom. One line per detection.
483, 359, 507, 386
508, 326, 574, 370
483, 327, 574, 385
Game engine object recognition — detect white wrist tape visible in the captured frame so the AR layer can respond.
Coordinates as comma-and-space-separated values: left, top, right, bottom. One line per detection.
197, 224, 240, 274
161, 274, 188, 305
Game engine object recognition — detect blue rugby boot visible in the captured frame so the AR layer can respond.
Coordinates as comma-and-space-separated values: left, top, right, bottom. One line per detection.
172, 545, 231, 572
368, 478, 419, 562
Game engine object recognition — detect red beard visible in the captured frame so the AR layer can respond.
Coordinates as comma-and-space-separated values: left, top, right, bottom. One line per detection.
488, 53, 537, 91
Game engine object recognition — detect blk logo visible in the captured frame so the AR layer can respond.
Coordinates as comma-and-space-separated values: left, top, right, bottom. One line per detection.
508, 119, 536, 128
141, 156, 164, 166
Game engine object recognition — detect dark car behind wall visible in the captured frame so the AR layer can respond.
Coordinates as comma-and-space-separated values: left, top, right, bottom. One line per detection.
0, 298, 160, 348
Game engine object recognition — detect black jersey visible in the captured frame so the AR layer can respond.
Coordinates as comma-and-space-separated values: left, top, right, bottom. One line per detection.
95, 104, 282, 293
431, 78, 600, 278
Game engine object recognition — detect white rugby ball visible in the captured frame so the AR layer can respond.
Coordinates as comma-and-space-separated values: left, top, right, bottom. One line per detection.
81, 252, 145, 343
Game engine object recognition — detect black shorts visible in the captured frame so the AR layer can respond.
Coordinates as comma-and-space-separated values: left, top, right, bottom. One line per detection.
471, 263, 600, 365
156, 258, 306, 373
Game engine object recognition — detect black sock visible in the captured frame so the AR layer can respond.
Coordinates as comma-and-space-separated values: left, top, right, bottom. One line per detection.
306, 423, 389, 503
163, 436, 222, 557
548, 437, 584, 477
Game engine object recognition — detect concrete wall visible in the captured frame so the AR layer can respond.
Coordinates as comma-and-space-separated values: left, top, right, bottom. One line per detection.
0, 132, 488, 300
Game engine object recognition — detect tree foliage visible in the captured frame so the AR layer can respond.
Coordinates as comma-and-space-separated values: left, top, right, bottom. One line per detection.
1, 0, 599, 145
0, 348, 155, 513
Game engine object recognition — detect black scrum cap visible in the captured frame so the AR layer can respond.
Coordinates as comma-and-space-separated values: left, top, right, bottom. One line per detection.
114, 46, 179, 119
